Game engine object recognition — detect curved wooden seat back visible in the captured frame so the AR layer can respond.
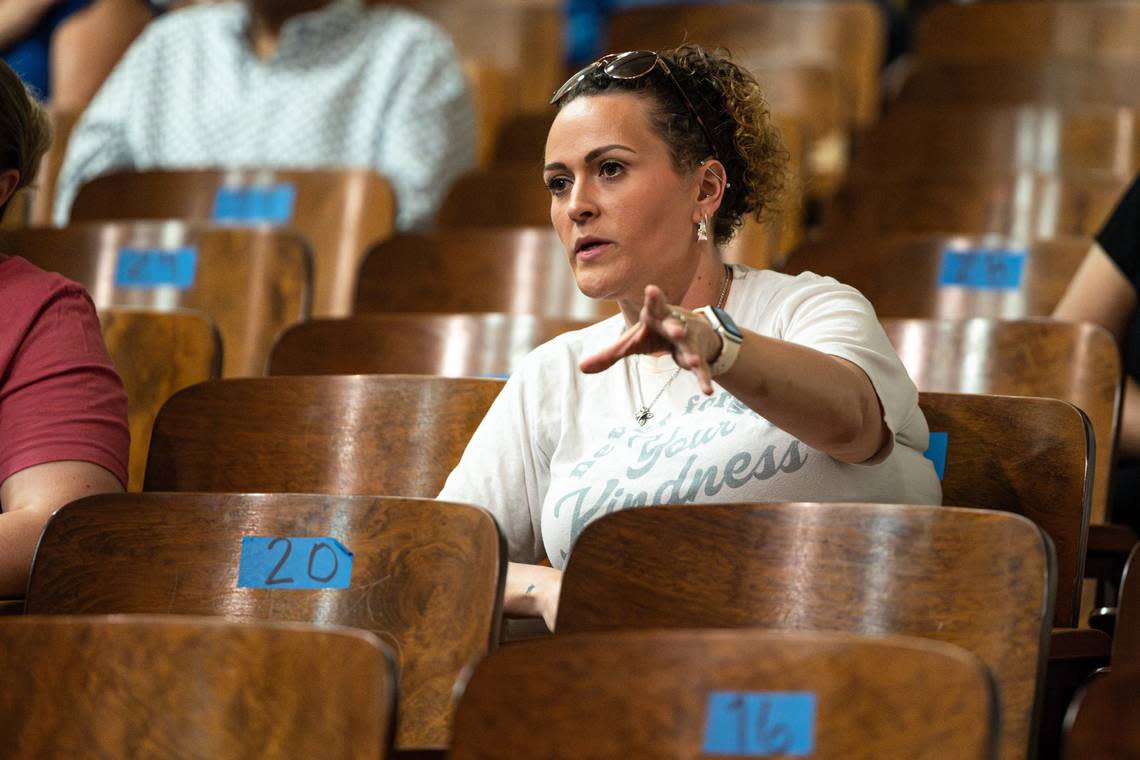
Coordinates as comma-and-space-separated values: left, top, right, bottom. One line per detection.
269, 314, 592, 377
1063, 668, 1140, 759
818, 174, 1125, 240
462, 59, 512, 166
1113, 544, 1140, 669
0, 615, 394, 760
851, 105, 1140, 179
0, 223, 310, 377
451, 629, 999, 760
897, 60, 1140, 109
917, 1, 1140, 64
606, 0, 884, 129
99, 308, 221, 490
355, 227, 616, 319
385, 0, 561, 113
784, 235, 1089, 319
557, 502, 1053, 760
435, 167, 791, 270
144, 375, 504, 496
68, 168, 394, 317
919, 392, 1091, 628
26, 493, 503, 749
883, 319, 1120, 526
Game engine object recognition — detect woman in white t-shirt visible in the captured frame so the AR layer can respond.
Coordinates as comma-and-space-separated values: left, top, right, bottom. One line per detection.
439, 46, 941, 630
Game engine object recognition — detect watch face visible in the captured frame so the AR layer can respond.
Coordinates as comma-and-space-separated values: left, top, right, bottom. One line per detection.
712, 306, 743, 339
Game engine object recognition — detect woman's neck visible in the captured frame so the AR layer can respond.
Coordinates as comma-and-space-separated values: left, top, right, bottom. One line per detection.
247, 0, 331, 59
618, 246, 727, 326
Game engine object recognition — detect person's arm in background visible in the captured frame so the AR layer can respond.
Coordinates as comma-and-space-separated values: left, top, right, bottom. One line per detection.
0, 286, 129, 597
51, 13, 150, 225
0, 461, 121, 597
49, 0, 152, 113
0, 0, 60, 50
376, 23, 475, 230
1054, 243, 1140, 458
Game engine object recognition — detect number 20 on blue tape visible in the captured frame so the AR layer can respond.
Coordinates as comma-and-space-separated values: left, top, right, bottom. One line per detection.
237, 537, 354, 589
702, 691, 816, 756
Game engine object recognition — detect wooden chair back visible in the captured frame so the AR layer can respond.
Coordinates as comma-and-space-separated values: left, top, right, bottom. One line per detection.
25, 493, 503, 749
68, 168, 394, 317
0, 223, 310, 377
1063, 669, 1140, 759
269, 314, 591, 377
355, 227, 616, 319
917, 1, 1140, 64
897, 60, 1140, 109
435, 166, 793, 270
98, 308, 221, 491
784, 235, 1090, 319
883, 319, 1121, 526
463, 59, 512, 166
851, 105, 1140, 179
818, 173, 1125, 240
385, 0, 562, 113
1113, 544, 1140, 669
29, 109, 78, 225
144, 375, 504, 496
606, 0, 884, 129
451, 629, 999, 759
557, 501, 1053, 760
919, 392, 1091, 628
0, 615, 394, 760
0, 187, 31, 229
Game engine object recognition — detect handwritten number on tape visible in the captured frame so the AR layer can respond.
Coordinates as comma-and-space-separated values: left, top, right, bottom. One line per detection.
114, 247, 198, 289
212, 184, 297, 223
938, 249, 1026, 290
238, 537, 354, 589
702, 691, 815, 756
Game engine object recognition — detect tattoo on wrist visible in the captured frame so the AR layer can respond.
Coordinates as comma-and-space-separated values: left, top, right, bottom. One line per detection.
526, 584, 536, 594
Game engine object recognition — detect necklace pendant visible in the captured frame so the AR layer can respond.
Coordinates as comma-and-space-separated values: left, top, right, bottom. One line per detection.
635, 407, 653, 426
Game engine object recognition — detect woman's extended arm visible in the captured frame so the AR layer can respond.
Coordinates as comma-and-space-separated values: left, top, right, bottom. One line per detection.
1054, 243, 1140, 458
0, 0, 59, 51
49, 0, 152, 112
581, 285, 889, 465
503, 561, 562, 631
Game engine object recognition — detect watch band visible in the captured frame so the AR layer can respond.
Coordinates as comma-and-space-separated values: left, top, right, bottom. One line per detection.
696, 305, 743, 377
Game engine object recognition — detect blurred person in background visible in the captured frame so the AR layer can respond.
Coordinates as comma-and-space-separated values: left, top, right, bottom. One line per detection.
53, 0, 475, 230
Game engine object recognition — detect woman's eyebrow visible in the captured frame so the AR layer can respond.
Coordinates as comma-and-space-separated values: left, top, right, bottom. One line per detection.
543, 144, 638, 172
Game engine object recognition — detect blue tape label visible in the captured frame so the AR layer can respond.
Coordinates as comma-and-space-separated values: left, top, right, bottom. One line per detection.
212, 184, 296, 223
924, 432, 949, 481
114, 246, 198, 289
938, 249, 1026, 290
702, 691, 816, 756
237, 537, 354, 589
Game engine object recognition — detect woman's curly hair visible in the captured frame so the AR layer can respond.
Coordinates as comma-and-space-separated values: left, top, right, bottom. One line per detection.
555, 44, 789, 245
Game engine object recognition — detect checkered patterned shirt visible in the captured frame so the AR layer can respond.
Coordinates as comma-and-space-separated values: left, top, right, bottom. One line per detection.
53, 0, 475, 230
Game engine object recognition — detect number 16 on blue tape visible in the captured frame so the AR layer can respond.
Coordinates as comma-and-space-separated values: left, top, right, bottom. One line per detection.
702, 691, 816, 756
238, 537, 354, 589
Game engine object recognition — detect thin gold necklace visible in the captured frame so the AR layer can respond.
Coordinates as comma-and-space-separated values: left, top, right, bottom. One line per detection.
632, 265, 732, 426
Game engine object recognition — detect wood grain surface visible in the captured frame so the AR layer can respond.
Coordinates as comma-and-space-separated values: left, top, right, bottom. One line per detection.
25, 493, 505, 749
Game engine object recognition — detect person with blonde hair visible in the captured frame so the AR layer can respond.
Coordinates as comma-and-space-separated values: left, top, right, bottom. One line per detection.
0, 59, 128, 596
439, 46, 940, 630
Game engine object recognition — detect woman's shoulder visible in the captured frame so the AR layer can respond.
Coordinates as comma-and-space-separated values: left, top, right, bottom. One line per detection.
0, 256, 88, 305
512, 313, 626, 377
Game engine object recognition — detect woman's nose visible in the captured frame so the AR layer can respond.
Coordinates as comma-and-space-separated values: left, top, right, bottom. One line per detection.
567, 182, 598, 223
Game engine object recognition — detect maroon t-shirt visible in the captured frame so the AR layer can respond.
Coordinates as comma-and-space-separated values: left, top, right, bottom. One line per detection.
0, 255, 129, 488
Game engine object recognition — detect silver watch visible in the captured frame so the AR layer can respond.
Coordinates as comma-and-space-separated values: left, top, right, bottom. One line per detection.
695, 305, 743, 376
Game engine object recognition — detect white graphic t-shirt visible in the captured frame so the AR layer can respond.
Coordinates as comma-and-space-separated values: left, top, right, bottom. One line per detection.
439, 266, 942, 568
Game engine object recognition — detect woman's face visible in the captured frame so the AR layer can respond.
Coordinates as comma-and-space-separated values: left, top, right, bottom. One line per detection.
543, 92, 702, 303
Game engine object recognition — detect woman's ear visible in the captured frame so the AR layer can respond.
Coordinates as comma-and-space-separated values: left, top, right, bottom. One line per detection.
0, 169, 21, 209
692, 159, 727, 223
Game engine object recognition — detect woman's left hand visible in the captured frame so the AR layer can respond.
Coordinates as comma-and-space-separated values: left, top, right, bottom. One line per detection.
580, 284, 722, 395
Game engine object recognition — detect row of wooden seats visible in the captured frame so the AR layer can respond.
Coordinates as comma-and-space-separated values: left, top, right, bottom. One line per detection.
13, 476, 1139, 757
0, 490, 1061, 758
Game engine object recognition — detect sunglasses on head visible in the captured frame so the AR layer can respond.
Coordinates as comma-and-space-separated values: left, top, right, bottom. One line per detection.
550, 50, 723, 167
